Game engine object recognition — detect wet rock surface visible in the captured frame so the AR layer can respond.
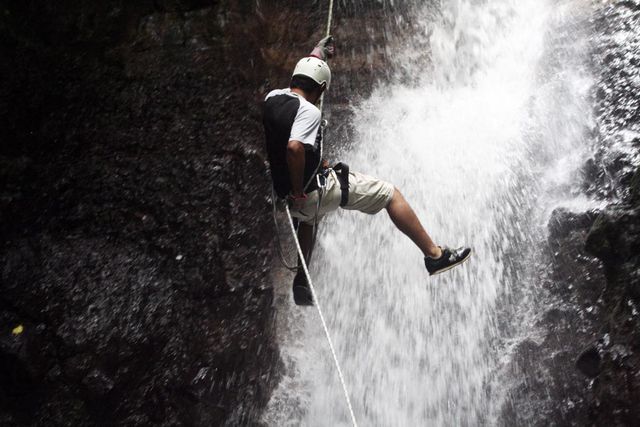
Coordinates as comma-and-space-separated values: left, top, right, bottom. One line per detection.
0, 1, 310, 424
505, 1, 640, 425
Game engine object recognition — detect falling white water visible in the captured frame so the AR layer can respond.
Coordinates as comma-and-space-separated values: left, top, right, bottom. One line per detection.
265, 0, 597, 425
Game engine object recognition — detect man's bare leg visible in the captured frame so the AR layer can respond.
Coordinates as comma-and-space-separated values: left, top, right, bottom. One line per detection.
386, 188, 443, 259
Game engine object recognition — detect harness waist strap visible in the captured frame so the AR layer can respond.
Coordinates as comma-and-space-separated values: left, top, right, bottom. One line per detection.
332, 162, 349, 207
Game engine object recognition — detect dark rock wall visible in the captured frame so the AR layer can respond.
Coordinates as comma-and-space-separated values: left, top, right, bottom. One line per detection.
0, 1, 318, 425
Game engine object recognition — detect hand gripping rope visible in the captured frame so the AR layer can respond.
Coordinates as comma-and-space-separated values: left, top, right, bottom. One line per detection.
275, 0, 359, 425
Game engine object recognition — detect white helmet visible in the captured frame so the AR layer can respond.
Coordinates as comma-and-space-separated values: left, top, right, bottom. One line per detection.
292, 57, 331, 89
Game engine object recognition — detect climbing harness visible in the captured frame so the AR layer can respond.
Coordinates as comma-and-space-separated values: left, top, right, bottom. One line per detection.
269, 0, 358, 424
332, 162, 350, 207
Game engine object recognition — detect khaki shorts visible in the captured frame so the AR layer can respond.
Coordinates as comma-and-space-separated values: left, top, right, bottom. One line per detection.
291, 170, 395, 225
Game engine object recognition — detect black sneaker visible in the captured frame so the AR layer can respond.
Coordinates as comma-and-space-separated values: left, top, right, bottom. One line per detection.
424, 246, 472, 275
292, 271, 313, 306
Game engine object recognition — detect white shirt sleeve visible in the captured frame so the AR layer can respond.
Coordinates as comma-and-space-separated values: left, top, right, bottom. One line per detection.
289, 103, 321, 147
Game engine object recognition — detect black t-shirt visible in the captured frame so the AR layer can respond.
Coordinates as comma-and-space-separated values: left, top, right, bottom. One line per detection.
263, 88, 322, 198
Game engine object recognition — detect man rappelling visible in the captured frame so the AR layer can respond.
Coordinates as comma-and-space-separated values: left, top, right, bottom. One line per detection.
263, 36, 471, 306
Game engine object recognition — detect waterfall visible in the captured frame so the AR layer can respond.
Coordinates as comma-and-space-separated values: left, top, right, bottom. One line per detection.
265, 0, 596, 425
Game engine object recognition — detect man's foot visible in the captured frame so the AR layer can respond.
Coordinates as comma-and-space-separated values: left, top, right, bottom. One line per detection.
424, 246, 472, 275
292, 271, 313, 306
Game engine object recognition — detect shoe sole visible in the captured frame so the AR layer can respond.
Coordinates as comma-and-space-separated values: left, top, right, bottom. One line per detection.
429, 250, 472, 276
293, 285, 314, 306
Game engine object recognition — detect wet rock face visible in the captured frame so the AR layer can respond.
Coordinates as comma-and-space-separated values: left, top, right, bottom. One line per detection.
502, 207, 608, 425
0, 0, 312, 424
578, 1, 640, 422
579, 194, 640, 424
505, 1, 640, 425
584, 1, 640, 201
586, 204, 640, 267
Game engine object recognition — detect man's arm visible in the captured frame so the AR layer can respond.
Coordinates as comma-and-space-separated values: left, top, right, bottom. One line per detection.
287, 101, 321, 199
287, 140, 306, 197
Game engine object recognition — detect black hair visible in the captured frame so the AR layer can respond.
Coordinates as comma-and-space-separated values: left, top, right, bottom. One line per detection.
290, 74, 322, 93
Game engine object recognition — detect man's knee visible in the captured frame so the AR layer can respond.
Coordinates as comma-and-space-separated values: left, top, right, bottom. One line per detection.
385, 187, 400, 209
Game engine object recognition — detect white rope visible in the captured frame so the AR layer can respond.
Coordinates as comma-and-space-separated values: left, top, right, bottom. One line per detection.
318, 0, 334, 114
325, 0, 335, 38
301, 1, 359, 425
285, 205, 358, 427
